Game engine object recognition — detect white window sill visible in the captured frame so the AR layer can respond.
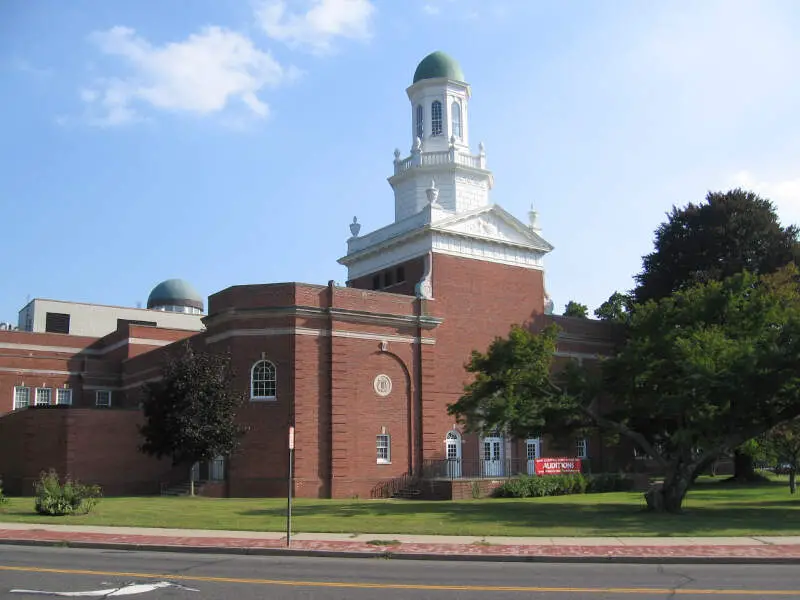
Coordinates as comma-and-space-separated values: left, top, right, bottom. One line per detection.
377, 460, 392, 465
250, 396, 277, 402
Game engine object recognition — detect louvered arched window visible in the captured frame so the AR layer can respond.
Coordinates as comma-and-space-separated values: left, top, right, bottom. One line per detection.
431, 100, 443, 136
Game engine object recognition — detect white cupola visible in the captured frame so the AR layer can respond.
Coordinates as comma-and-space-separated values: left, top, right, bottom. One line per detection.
407, 51, 471, 153
388, 51, 493, 222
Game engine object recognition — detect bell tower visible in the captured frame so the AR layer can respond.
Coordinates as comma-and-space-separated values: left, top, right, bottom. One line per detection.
408, 51, 471, 153
389, 51, 493, 222
339, 51, 552, 299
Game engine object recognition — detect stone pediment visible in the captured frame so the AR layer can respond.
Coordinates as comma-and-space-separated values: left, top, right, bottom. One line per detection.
432, 205, 553, 252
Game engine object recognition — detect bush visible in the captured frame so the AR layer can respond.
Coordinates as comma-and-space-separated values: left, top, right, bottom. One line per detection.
0, 485, 8, 506
493, 473, 587, 498
493, 472, 635, 498
34, 470, 102, 516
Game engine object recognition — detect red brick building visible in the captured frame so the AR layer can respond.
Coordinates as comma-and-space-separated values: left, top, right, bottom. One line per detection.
0, 52, 624, 499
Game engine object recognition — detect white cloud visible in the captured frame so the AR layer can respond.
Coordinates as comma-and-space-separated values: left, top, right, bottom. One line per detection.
731, 170, 800, 226
422, 4, 441, 15
255, 0, 375, 54
81, 26, 294, 126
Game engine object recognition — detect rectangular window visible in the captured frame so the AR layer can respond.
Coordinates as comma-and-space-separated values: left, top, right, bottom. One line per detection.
376, 434, 391, 464
45, 312, 71, 334
396, 266, 406, 283
35, 388, 52, 406
576, 438, 588, 459
96, 390, 112, 408
384, 270, 394, 287
56, 388, 72, 406
13, 386, 30, 410
372, 275, 381, 290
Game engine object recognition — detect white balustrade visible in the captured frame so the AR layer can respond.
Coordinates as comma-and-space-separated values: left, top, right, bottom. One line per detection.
394, 149, 484, 175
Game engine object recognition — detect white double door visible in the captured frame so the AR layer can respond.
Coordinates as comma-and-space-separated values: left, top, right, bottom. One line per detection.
481, 436, 505, 477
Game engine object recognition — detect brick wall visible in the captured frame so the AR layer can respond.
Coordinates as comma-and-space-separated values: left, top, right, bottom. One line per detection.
423, 253, 545, 460
0, 407, 179, 495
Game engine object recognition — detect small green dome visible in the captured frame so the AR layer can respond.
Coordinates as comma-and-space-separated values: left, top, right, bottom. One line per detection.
413, 51, 464, 83
147, 279, 204, 311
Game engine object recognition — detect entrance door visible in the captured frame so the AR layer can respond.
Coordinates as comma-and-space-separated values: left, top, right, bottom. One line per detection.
526, 438, 541, 475
445, 431, 462, 478
209, 455, 225, 481
482, 436, 504, 477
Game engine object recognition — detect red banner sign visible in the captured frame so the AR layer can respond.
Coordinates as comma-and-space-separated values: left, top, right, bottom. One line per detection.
534, 457, 582, 475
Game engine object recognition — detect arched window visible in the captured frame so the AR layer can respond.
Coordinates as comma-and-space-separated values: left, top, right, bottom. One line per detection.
251, 360, 276, 400
431, 100, 443, 136
451, 101, 462, 139
415, 104, 424, 139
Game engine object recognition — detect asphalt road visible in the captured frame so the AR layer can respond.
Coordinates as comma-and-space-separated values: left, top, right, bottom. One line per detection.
0, 545, 798, 599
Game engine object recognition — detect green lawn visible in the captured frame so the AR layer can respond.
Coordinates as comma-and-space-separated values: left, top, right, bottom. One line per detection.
1, 478, 798, 537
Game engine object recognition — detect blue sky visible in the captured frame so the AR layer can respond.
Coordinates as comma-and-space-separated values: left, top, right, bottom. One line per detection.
2, 0, 799, 323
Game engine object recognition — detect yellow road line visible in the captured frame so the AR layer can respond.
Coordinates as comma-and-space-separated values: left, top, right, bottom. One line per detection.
0, 564, 798, 596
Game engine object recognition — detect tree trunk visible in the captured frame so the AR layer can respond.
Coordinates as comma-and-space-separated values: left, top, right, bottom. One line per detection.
189, 465, 195, 497
732, 449, 757, 481
790, 469, 797, 495
644, 465, 694, 513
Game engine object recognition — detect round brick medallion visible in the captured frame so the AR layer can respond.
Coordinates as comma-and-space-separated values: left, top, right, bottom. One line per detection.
373, 374, 392, 397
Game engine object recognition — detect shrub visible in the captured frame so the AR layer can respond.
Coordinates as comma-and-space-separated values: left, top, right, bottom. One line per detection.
34, 470, 102, 516
585, 472, 636, 493
0, 485, 8, 506
493, 473, 587, 498
493, 472, 635, 498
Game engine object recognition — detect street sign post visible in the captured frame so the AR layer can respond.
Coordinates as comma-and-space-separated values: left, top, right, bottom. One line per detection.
286, 425, 294, 547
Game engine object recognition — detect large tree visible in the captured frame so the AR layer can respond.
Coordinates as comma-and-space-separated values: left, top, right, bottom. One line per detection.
634, 188, 800, 480
139, 342, 248, 494
448, 266, 800, 513
634, 188, 800, 304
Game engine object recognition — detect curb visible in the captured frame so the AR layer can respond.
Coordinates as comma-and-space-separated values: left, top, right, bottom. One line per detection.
2, 538, 800, 565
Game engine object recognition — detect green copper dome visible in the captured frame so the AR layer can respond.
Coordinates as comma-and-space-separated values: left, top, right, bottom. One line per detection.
147, 279, 204, 311
413, 51, 464, 83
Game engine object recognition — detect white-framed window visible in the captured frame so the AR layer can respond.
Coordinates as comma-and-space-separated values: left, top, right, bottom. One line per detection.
56, 389, 72, 406
431, 100, 443, 136
576, 438, 588, 459
13, 386, 30, 410
210, 455, 225, 481
415, 104, 423, 139
35, 388, 52, 406
251, 360, 277, 400
451, 100, 462, 139
95, 390, 112, 408
376, 434, 391, 464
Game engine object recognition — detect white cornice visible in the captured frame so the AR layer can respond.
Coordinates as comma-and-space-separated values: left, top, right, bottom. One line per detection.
205, 327, 436, 346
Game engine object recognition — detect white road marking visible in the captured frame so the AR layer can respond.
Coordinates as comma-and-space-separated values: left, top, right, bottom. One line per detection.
10, 581, 199, 596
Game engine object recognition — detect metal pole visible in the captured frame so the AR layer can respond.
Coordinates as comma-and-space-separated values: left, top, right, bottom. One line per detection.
287, 425, 294, 547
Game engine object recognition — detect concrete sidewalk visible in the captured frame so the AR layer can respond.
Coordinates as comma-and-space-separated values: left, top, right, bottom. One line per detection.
2, 523, 800, 563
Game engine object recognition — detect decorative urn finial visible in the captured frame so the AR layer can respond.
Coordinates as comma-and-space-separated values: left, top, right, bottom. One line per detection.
528, 203, 540, 232
449, 135, 456, 148
393, 148, 401, 162
413, 136, 422, 154
479, 141, 485, 154
425, 179, 439, 206
349, 216, 361, 238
